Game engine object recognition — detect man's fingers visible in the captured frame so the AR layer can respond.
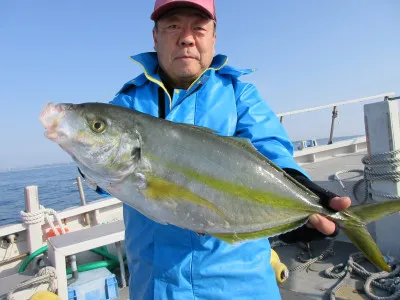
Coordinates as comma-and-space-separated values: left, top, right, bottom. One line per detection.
306, 197, 350, 236
308, 214, 337, 236
329, 196, 351, 211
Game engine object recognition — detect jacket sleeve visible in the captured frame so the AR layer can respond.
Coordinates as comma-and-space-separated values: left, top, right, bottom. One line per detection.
234, 81, 307, 176
233, 82, 340, 243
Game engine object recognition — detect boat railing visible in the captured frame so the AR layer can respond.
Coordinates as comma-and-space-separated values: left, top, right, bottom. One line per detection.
277, 92, 396, 145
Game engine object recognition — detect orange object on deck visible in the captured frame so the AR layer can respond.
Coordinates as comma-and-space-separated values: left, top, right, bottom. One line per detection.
46, 227, 69, 238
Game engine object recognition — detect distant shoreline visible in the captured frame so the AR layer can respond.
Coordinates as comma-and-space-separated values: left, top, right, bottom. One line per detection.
1, 162, 75, 173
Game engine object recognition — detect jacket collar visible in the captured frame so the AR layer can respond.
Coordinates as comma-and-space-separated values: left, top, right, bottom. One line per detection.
127, 52, 255, 89
130, 52, 230, 77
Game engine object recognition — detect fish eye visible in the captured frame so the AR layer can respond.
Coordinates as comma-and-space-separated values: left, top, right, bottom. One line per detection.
90, 119, 106, 133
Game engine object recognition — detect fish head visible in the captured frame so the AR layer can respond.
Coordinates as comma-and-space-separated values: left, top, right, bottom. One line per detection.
39, 102, 142, 185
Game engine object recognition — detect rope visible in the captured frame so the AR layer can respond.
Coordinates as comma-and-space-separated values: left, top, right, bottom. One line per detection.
362, 149, 400, 200
6, 266, 57, 300
333, 169, 367, 204
325, 253, 400, 300
333, 149, 400, 203
20, 209, 44, 225
115, 241, 127, 288
271, 239, 336, 273
2, 242, 14, 262
289, 239, 336, 272
37, 267, 58, 292
20, 205, 66, 236
365, 153, 400, 199
279, 241, 400, 299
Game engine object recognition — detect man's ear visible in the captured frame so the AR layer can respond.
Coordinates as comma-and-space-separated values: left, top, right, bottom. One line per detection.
153, 28, 158, 51
212, 34, 216, 56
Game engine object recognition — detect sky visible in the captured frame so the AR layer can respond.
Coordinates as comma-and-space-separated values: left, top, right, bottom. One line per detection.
0, 0, 399, 170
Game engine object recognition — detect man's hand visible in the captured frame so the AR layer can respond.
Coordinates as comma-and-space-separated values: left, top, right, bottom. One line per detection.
278, 168, 353, 244
308, 196, 351, 235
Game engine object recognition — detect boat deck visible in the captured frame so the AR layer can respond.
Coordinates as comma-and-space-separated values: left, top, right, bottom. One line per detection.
278, 240, 372, 300
277, 149, 396, 299
300, 150, 367, 204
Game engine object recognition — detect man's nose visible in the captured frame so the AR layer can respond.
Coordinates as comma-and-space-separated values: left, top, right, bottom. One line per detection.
178, 26, 195, 46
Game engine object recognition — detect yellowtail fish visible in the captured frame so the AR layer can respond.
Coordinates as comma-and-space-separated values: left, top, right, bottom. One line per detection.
39, 102, 400, 272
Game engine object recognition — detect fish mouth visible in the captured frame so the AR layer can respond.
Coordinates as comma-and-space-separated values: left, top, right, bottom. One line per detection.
39, 102, 69, 142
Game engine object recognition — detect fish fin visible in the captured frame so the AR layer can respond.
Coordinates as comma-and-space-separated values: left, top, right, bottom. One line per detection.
222, 136, 286, 173
142, 175, 226, 219
223, 137, 282, 172
341, 222, 391, 272
178, 123, 218, 135
338, 200, 400, 271
225, 137, 318, 199
347, 200, 400, 224
211, 218, 307, 244
225, 136, 258, 151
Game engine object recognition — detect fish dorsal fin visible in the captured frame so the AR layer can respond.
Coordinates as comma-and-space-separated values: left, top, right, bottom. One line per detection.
177, 123, 218, 135
225, 136, 258, 151
224, 136, 287, 174
176, 123, 255, 149
225, 137, 318, 199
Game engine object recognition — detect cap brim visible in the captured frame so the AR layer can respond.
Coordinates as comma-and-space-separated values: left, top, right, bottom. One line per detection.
151, 1, 214, 21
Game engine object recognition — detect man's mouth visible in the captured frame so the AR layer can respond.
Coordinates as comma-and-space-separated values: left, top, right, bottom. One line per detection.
175, 56, 197, 60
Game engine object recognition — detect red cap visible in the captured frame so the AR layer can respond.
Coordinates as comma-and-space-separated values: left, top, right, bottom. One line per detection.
151, 0, 216, 21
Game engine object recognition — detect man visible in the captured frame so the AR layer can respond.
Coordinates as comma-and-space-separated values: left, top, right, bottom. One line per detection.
107, 0, 351, 298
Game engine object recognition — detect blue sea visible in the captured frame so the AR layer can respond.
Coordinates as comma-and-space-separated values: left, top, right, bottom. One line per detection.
0, 135, 364, 226
0, 165, 107, 226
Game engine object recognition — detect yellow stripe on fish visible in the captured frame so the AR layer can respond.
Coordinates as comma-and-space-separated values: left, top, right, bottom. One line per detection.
141, 175, 226, 219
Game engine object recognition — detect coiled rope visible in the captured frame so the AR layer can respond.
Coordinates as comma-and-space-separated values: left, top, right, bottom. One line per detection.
334, 149, 400, 204
20, 205, 66, 236
325, 253, 400, 300
6, 266, 57, 300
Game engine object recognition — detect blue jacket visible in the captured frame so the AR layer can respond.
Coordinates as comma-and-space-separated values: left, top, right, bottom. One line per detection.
110, 52, 304, 300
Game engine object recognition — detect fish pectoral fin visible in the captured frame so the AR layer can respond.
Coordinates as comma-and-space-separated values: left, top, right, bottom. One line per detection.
341, 223, 391, 272
211, 218, 307, 244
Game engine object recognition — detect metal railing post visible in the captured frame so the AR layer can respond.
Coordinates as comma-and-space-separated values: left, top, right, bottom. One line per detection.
328, 106, 338, 145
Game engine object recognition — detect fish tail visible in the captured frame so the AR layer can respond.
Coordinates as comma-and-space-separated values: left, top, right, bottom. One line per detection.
347, 200, 400, 224
340, 222, 390, 271
338, 200, 400, 272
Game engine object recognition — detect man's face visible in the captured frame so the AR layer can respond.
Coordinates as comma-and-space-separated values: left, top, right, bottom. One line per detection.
153, 8, 216, 87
